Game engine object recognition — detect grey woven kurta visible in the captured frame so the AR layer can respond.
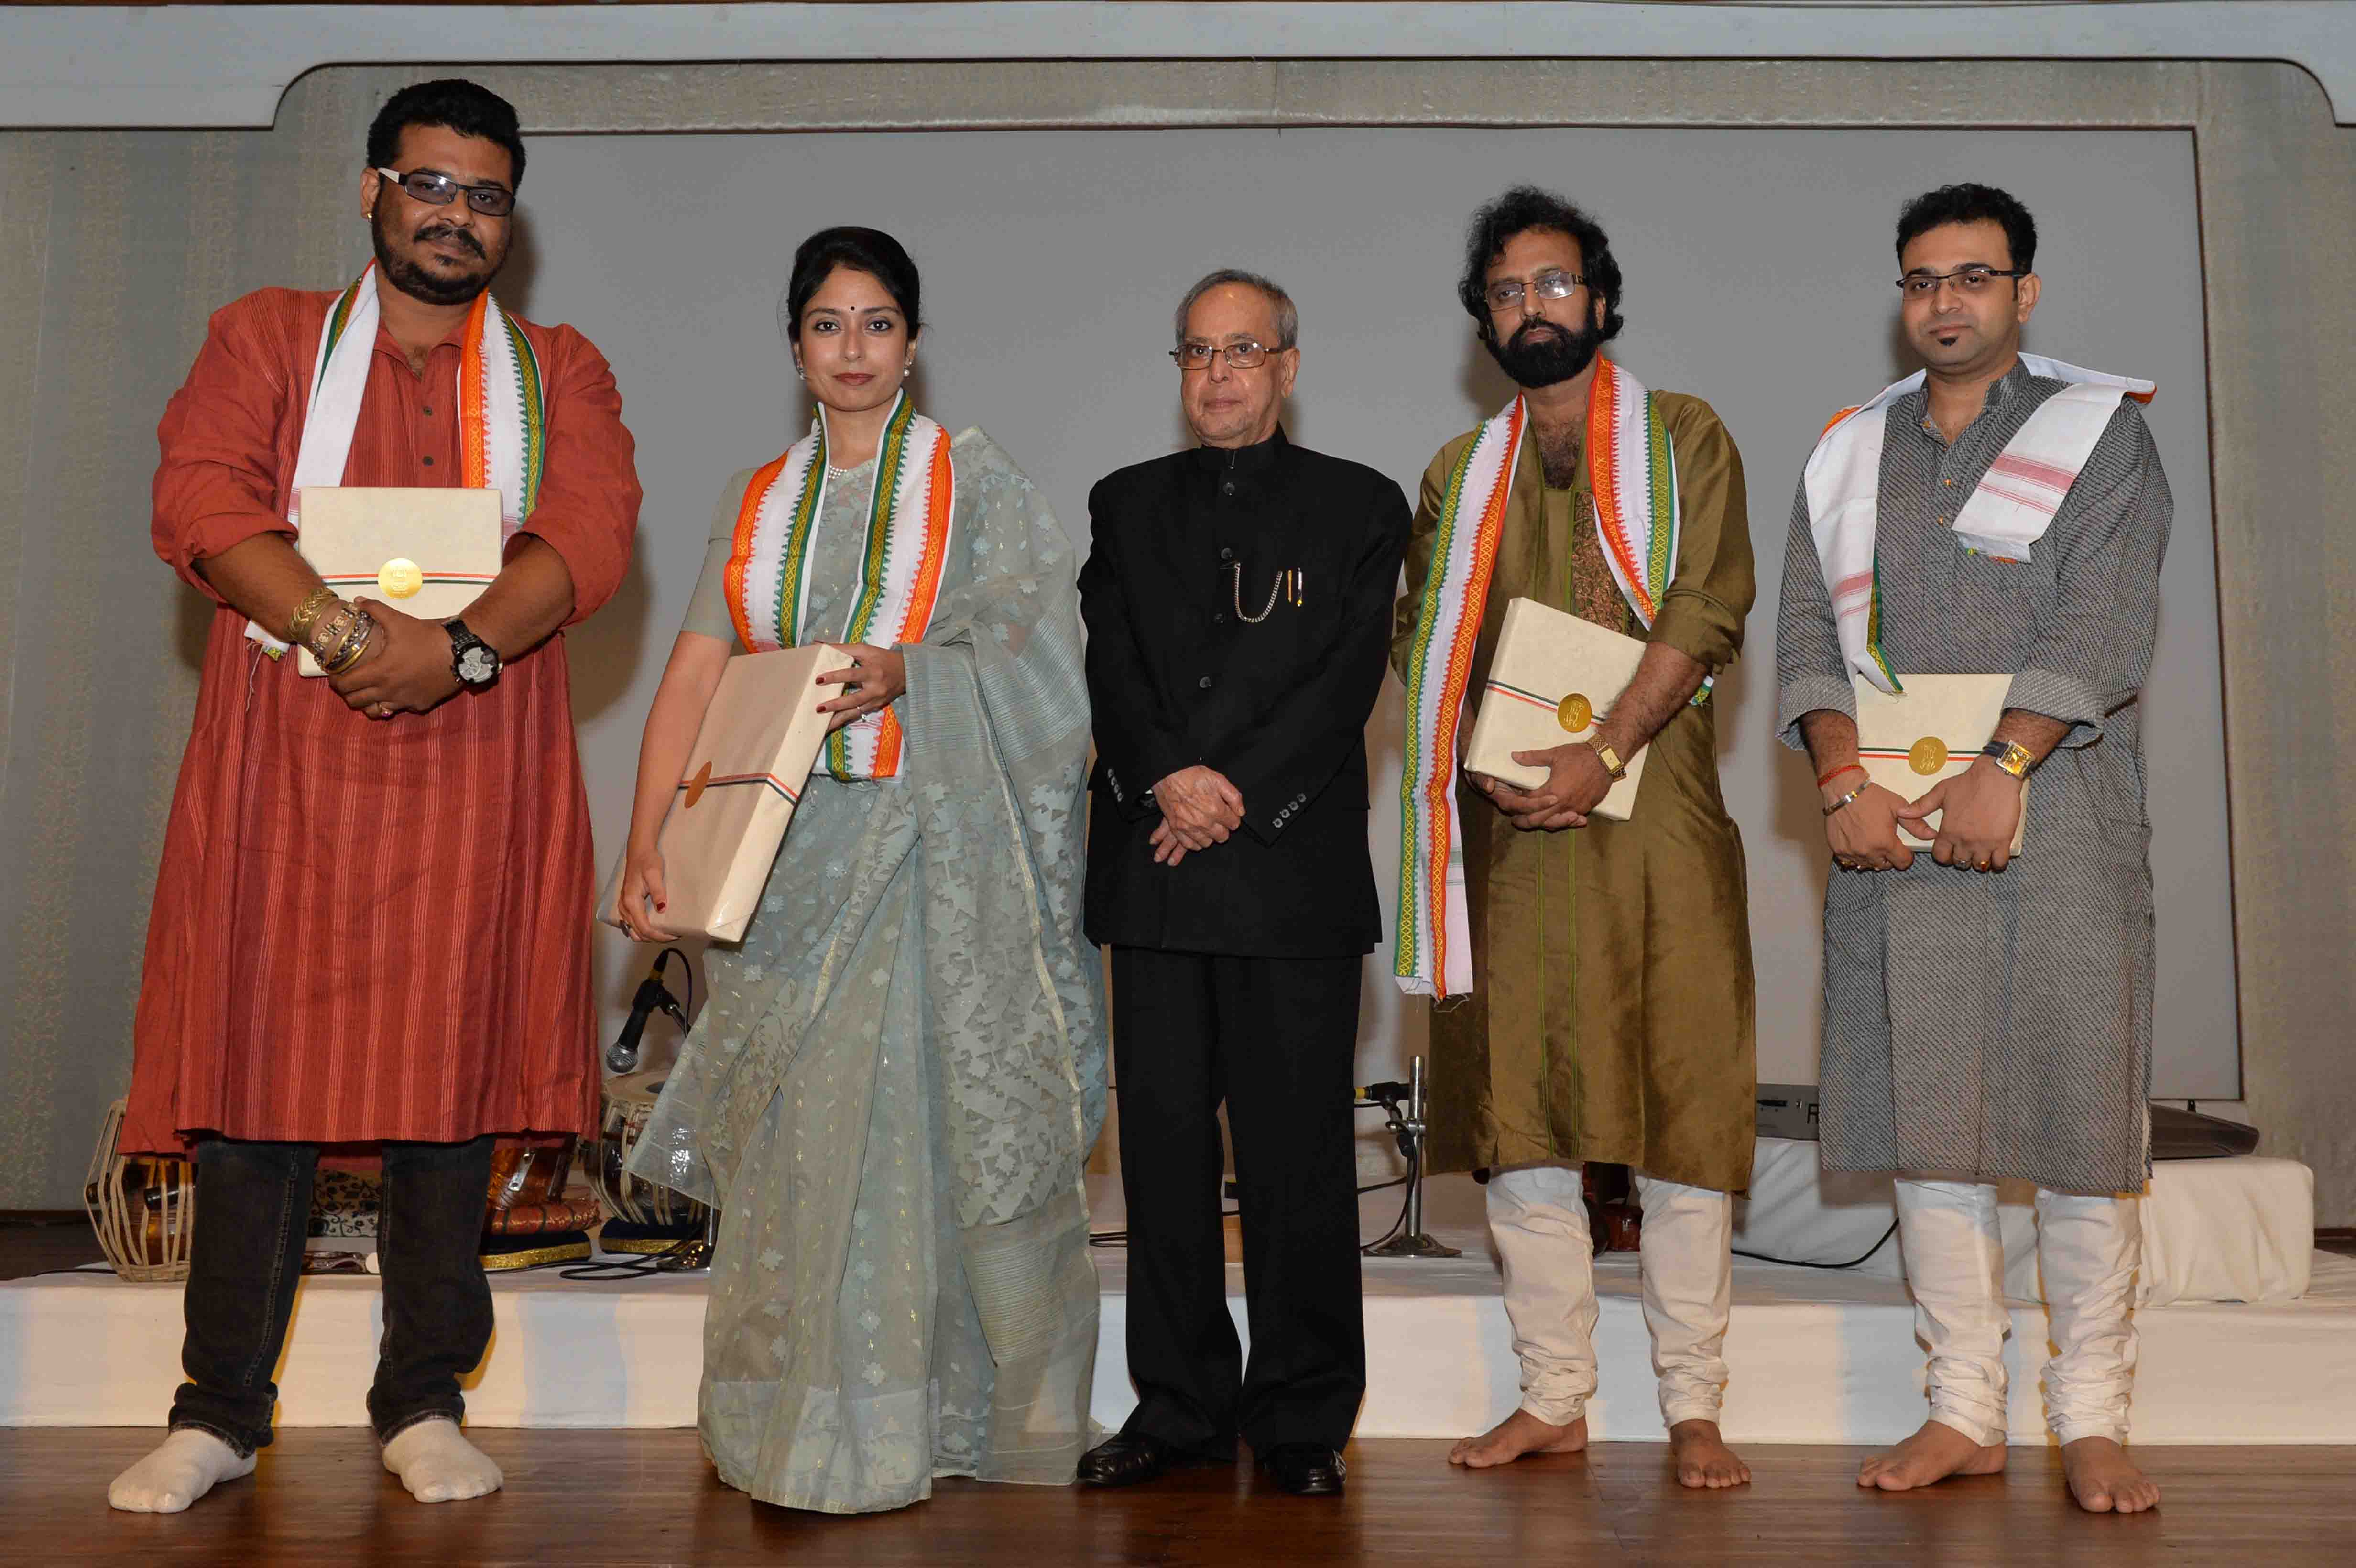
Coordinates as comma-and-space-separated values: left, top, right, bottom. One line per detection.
1774, 363, 2171, 1196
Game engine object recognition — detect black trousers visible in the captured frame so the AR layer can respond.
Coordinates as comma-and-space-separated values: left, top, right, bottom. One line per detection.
168, 1134, 497, 1456
1109, 947, 1366, 1455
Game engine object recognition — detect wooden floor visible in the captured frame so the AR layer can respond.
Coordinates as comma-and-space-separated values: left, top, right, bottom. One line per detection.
4, 1429, 2352, 1567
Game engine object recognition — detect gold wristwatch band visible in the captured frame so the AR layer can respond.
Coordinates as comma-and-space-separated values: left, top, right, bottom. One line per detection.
1982, 740, 2034, 780
1588, 739, 1628, 781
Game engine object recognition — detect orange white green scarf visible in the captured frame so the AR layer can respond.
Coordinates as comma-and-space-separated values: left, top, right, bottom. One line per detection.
724, 390, 955, 782
1803, 353, 2154, 694
248, 263, 545, 656
1393, 358, 1678, 999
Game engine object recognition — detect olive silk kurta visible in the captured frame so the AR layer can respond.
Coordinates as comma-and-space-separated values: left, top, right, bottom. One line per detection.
123, 286, 641, 1154
1391, 389, 1757, 1194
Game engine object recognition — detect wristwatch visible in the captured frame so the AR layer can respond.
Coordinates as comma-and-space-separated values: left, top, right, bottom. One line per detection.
445, 618, 502, 688
1980, 739, 2034, 780
1587, 738, 1629, 782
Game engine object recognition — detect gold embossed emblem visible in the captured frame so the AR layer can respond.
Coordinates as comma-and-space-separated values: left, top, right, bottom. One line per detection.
1556, 693, 1594, 733
378, 558, 424, 599
683, 760, 713, 809
1908, 736, 1949, 776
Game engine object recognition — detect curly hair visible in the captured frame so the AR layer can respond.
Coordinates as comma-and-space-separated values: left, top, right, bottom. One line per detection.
1457, 186, 1625, 342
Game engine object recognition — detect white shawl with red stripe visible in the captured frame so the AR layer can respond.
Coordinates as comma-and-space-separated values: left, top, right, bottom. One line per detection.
1803, 353, 2154, 694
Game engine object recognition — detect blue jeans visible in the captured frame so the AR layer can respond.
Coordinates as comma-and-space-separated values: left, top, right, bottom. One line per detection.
167, 1134, 496, 1455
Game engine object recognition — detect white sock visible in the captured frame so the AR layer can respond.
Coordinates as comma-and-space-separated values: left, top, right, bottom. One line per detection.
381, 1417, 503, 1503
108, 1428, 257, 1513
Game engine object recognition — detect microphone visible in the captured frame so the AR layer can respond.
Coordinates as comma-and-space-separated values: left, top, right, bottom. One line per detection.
1357, 1081, 1412, 1104
606, 948, 691, 1074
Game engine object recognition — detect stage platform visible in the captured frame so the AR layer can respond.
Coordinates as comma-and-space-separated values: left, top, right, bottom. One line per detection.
6, 1172, 2354, 1445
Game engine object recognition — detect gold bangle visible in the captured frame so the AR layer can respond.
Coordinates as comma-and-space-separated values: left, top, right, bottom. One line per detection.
321, 610, 377, 674
306, 603, 359, 658
310, 604, 360, 661
286, 587, 338, 645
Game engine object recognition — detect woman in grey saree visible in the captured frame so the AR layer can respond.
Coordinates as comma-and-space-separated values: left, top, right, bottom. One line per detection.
611, 229, 1104, 1514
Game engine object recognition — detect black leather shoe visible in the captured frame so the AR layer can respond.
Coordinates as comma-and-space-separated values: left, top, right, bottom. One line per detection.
1257, 1443, 1347, 1496
1078, 1433, 1191, 1488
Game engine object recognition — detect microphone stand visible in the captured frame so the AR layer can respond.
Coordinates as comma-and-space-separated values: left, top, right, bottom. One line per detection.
1366, 1056, 1460, 1259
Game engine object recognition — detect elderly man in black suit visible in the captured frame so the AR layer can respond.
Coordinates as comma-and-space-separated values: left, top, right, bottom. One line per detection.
1077, 268, 1410, 1498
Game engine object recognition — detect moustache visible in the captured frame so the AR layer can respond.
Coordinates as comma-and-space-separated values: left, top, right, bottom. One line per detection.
414, 225, 485, 258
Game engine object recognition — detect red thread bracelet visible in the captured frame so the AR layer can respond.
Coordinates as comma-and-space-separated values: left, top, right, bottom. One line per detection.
1817, 763, 1866, 789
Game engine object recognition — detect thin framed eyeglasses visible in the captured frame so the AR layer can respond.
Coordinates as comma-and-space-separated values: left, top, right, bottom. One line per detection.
1897, 267, 2027, 297
1171, 339, 1274, 370
1484, 270, 1585, 311
375, 167, 516, 217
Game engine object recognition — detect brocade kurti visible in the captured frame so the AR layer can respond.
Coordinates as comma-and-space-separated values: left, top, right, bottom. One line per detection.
1392, 390, 1758, 1194
123, 285, 640, 1153
1774, 363, 2171, 1196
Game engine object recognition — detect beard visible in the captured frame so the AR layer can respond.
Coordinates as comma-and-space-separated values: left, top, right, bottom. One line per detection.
370, 205, 500, 306
1485, 315, 1603, 389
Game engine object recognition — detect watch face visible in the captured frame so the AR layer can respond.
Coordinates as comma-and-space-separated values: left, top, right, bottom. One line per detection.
458, 646, 497, 683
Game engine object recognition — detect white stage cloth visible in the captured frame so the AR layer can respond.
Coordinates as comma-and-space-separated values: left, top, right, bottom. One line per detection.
5, 1169, 2353, 1445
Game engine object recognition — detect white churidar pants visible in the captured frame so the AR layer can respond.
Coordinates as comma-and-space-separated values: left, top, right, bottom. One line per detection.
1486, 1162, 1733, 1428
1892, 1177, 2141, 1446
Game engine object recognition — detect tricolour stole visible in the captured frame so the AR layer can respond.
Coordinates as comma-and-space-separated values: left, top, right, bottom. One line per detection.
1393, 357, 1678, 1000
1803, 353, 2154, 694
722, 390, 954, 782
247, 263, 545, 656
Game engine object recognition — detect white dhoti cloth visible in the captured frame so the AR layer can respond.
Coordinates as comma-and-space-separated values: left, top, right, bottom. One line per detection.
1487, 1163, 1733, 1428
1893, 1177, 2142, 1446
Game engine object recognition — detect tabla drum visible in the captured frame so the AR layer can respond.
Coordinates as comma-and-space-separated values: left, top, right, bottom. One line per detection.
592, 1069, 710, 1253
480, 1133, 595, 1270
84, 1099, 195, 1282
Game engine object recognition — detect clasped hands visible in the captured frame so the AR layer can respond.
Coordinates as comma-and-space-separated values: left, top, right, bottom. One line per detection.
1824, 757, 2024, 874
330, 598, 459, 721
1150, 765, 1244, 867
1467, 740, 1616, 832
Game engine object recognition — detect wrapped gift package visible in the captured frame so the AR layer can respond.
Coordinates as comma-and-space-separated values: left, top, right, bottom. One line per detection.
1462, 596, 1647, 820
293, 486, 503, 675
1852, 672, 2028, 851
601, 644, 844, 943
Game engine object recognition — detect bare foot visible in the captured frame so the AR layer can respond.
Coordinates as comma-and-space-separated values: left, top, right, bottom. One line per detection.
1447, 1408, 1588, 1468
2061, 1436, 2160, 1514
1668, 1419, 1751, 1489
1857, 1419, 2007, 1492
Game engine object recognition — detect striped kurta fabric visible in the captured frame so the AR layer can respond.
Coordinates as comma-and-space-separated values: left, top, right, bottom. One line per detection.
1775, 363, 2171, 1195
121, 287, 640, 1153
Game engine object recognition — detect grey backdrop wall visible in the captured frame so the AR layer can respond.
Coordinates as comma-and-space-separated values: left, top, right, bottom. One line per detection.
3, 58, 2350, 1224
517, 121, 2230, 1112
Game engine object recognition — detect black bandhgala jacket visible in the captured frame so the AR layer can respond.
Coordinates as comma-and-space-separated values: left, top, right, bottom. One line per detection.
1079, 427, 1411, 958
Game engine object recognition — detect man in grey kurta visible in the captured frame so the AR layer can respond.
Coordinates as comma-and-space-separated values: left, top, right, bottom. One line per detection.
1775, 183, 2167, 1514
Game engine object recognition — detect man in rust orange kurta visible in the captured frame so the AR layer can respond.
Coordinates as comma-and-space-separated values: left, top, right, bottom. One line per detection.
111, 81, 639, 1515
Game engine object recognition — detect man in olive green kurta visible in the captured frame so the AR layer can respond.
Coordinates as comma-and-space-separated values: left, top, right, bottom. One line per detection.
1391, 189, 1756, 1486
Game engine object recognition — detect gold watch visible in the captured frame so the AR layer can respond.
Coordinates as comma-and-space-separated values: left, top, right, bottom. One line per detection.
1587, 739, 1629, 781
1981, 740, 2034, 780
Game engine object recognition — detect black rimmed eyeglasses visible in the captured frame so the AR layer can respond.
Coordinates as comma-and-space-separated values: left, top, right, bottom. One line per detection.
375, 167, 516, 218
1897, 267, 2027, 298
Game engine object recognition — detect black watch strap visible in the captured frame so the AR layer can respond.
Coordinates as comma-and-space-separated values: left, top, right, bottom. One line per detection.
446, 617, 501, 686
